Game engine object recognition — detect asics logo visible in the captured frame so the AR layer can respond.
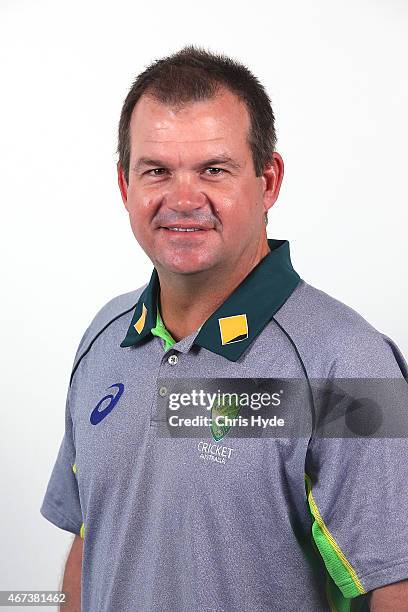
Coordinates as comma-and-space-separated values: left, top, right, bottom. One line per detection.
90, 383, 124, 425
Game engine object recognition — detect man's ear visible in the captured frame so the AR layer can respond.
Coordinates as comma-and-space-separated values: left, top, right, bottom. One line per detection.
117, 161, 129, 211
261, 152, 284, 215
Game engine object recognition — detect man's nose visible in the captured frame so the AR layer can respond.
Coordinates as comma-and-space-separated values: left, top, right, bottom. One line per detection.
164, 174, 207, 212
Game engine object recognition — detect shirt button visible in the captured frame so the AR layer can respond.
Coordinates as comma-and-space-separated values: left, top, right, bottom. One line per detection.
168, 354, 179, 365
159, 386, 167, 397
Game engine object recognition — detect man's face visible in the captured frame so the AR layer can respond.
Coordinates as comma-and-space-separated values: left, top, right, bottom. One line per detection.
118, 87, 280, 275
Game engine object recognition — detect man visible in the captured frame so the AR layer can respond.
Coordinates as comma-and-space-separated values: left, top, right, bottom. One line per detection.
40, 46, 408, 611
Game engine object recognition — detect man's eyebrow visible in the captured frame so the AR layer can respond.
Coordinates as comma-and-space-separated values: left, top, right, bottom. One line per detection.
132, 158, 167, 172
132, 155, 242, 172
199, 156, 242, 171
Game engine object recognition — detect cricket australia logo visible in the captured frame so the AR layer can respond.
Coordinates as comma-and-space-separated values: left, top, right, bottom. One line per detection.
210, 393, 241, 441
198, 441, 234, 465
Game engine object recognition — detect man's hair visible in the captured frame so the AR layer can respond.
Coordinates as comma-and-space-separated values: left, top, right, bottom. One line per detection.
117, 45, 277, 184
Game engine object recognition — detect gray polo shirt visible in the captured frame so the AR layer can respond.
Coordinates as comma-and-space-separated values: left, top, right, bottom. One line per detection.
40, 238, 408, 612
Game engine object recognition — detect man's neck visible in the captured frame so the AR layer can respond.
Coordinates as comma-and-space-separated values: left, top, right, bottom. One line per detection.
157, 236, 271, 341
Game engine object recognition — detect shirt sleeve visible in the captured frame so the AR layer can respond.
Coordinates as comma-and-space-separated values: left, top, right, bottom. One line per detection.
304, 331, 408, 609
40, 388, 83, 537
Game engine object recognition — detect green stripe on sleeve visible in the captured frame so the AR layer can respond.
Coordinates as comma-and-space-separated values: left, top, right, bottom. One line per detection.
304, 473, 366, 602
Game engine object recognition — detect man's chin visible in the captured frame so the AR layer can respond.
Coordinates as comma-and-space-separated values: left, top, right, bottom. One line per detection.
155, 254, 219, 276
160, 262, 214, 276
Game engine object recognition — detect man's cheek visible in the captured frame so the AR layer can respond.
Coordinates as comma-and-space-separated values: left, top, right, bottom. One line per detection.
129, 213, 149, 247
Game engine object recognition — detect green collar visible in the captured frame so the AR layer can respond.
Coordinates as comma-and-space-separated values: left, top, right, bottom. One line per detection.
120, 238, 301, 362
151, 303, 176, 351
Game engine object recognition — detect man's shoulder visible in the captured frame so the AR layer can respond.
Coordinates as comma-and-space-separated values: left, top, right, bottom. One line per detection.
70, 284, 146, 372
274, 279, 407, 377
276, 278, 378, 335
88, 285, 145, 330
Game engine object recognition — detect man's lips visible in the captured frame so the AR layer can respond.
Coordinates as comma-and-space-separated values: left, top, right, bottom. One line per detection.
158, 223, 214, 232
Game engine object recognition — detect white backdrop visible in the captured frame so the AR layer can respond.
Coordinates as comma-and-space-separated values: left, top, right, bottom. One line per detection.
1, 0, 407, 605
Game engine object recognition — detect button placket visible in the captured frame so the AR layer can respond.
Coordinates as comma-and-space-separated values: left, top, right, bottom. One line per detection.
149, 351, 181, 435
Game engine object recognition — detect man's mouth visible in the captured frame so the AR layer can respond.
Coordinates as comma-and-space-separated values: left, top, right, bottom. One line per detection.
159, 223, 214, 233
162, 227, 205, 232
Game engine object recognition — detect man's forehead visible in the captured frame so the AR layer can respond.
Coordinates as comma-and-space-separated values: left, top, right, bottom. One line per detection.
129, 90, 250, 140
143, 137, 224, 145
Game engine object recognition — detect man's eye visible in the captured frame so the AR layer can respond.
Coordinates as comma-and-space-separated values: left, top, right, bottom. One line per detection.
146, 168, 167, 177
205, 167, 224, 176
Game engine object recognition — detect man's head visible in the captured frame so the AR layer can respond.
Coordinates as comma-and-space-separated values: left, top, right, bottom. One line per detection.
117, 45, 283, 277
